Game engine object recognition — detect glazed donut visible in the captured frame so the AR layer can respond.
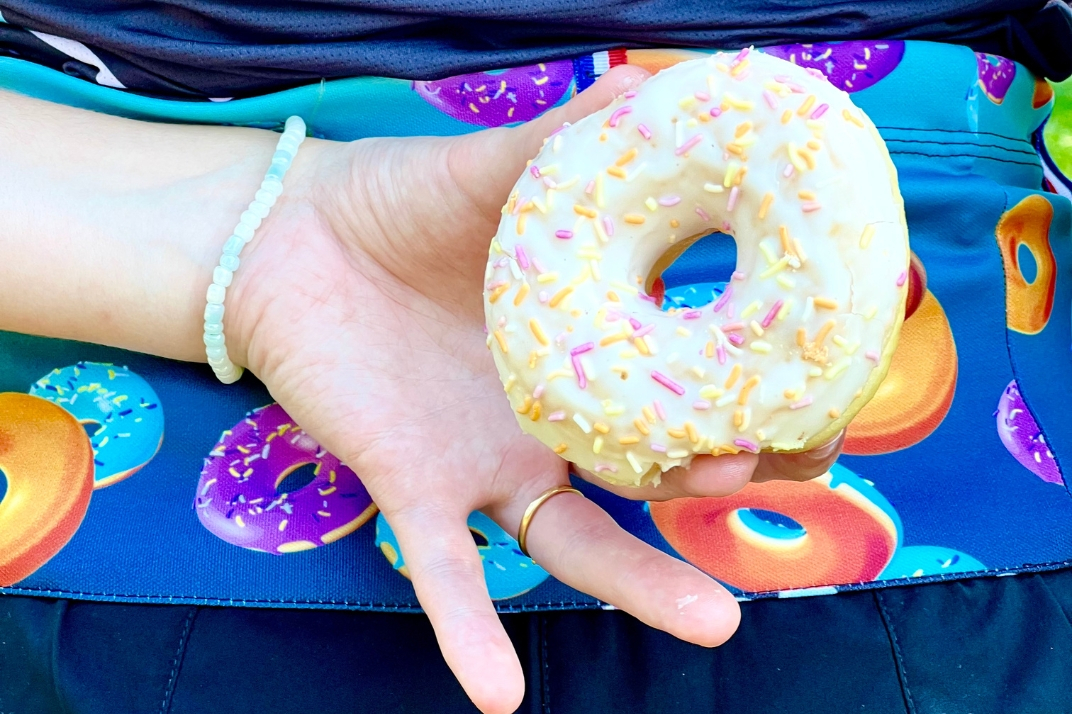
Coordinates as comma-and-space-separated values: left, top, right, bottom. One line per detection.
375, 511, 550, 600
996, 380, 1061, 485
0, 393, 95, 586
195, 403, 377, 554
995, 194, 1056, 335
414, 61, 574, 127
650, 463, 899, 592
30, 362, 164, 488
484, 49, 909, 484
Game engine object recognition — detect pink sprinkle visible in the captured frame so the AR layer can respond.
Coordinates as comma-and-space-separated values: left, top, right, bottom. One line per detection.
717, 344, 728, 364
532, 257, 548, 274
633, 323, 656, 338
763, 89, 779, 109
805, 67, 827, 80
483, 324, 489, 335
734, 438, 760, 453
538, 290, 550, 303
571, 355, 587, 389
570, 342, 594, 356
811, 103, 829, 120
712, 285, 733, 312
727, 333, 745, 346
555, 229, 574, 240
709, 107, 723, 118
650, 443, 667, 453
605, 311, 621, 322
727, 303, 736, 318
486, 280, 507, 290
789, 396, 814, 410
652, 371, 685, 395
530, 165, 541, 178
533, 384, 545, 399
653, 400, 667, 420
774, 74, 789, 82
786, 81, 805, 93
594, 463, 619, 473
696, 207, 711, 221
548, 122, 568, 137
495, 257, 509, 268
638, 293, 658, 304
603, 216, 615, 237
675, 135, 703, 156
802, 201, 822, 212
512, 196, 526, 215
865, 350, 880, 363
629, 318, 643, 330
683, 310, 702, 320
783, 164, 795, 178
543, 176, 557, 188
732, 271, 746, 281
624, 90, 637, 98
547, 411, 566, 422
760, 300, 783, 328
608, 106, 633, 128
694, 91, 710, 101
721, 322, 744, 332
727, 186, 740, 212
585, 180, 595, 195
515, 245, 530, 270
733, 47, 751, 63
658, 195, 682, 207
733, 69, 750, 81
693, 400, 712, 410
637, 124, 652, 140
896, 271, 908, 287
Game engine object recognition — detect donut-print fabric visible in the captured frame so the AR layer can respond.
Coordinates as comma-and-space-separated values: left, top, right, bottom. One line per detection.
0, 41, 1069, 610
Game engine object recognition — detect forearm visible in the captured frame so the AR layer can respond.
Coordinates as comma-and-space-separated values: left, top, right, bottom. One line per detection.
0, 90, 312, 364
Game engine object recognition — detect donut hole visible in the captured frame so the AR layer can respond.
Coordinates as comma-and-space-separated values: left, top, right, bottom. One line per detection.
733, 508, 807, 541
275, 462, 318, 495
469, 527, 490, 548
647, 232, 738, 310
81, 420, 102, 439
1017, 242, 1039, 284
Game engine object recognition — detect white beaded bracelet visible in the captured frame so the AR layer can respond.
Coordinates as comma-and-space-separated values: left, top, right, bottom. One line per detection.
204, 115, 307, 384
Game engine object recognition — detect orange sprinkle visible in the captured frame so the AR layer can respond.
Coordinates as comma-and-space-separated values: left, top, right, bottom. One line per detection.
599, 133, 607, 142
554, 443, 569, 454
619, 435, 641, 445
783, 388, 798, 399
726, 143, 744, 155
734, 166, 748, 186
513, 282, 530, 306
842, 108, 864, 127
828, 407, 841, 419
815, 319, 837, 344
600, 332, 629, 347
616, 148, 638, 166
493, 330, 509, 353
633, 418, 651, 435
684, 421, 700, 444
798, 190, 816, 200
624, 214, 646, 225
781, 109, 792, 124
758, 192, 774, 220
489, 284, 509, 303
797, 95, 816, 116
796, 327, 807, 346
517, 396, 532, 414
797, 147, 816, 170
738, 375, 761, 405
594, 422, 610, 434
516, 212, 527, 235
807, 139, 822, 151
735, 121, 753, 138
530, 401, 542, 421
549, 286, 574, 308
667, 428, 687, 439
697, 112, 710, 123
607, 166, 627, 179
606, 290, 620, 302
574, 205, 597, 218
780, 225, 793, 254
634, 337, 651, 355
733, 409, 744, 428
705, 341, 715, 358
813, 297, 838, 310
670, 219, 680, 228
528, 351, 537, 369
529, 318, 549, 345
724, 364, 742, 389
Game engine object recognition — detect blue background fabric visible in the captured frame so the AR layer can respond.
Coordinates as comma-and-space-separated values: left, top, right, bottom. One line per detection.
0, 41, 1070, 612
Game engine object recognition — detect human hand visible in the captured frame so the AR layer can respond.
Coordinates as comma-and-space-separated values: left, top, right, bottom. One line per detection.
227, 66, 843, 713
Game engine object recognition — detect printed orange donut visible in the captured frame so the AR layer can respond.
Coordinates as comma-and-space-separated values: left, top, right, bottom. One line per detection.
0, 393, 94, 586
843, 290, 957, 455
650, 463, 899, 592
996, 194, 1056, 335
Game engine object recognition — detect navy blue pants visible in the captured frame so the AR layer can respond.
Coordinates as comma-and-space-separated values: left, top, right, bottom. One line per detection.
4, 568, 1072, 713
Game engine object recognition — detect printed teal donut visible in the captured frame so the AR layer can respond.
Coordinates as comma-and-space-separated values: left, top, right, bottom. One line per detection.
879, 545, 985, 580
30, 362, 164, 488
376, 511, 549, 600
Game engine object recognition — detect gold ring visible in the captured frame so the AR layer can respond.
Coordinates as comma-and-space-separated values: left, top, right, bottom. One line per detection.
517, 485, 584, 559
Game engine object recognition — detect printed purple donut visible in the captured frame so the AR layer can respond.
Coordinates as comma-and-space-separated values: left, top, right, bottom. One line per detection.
414, 61, 573, 127
195, 403, 377, 553
976, 53, 1016, 105
763, 41, 905, 93
995, 380, 1062, 485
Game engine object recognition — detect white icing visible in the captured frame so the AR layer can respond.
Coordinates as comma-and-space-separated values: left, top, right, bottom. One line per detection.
485, 50, 909, 485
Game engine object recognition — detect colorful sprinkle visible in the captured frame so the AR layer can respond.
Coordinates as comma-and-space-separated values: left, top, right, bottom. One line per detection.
651, 371, 685, 395
638, 123, 652, 140
555, 229, 573, 240
675, 135, 703, 156
608, 106, 633, 127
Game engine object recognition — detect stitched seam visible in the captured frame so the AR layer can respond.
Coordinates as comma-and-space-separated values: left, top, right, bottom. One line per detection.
541, 614, 551, 714
887, 150, 1041, 169
883, 137, 1038, 158
160, 607, 198, 714
875, 125, 1037, 146
873, 591, 916, 714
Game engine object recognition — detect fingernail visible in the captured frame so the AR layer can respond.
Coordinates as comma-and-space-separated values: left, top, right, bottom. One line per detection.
809, 431, 845, 460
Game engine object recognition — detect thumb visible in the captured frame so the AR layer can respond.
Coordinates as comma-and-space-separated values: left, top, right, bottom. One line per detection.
450, 64, 652, 222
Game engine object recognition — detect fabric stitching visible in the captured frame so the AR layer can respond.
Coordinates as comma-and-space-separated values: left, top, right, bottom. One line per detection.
883, 137, 1038, 158
887, 150, 1042, 169
873, 591, 916, 714
159, 607, 198, 714
874, 125, 1036, 146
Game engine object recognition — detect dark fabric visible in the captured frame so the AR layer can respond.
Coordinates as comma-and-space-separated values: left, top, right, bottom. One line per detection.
5, 568, 1072, 713
0, 0, 1069, 100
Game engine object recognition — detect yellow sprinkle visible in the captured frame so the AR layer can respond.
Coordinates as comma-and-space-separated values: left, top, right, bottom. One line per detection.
865, 305, 878, 320
750, 321, 765, 337
554, 443, 569, 454
684, 421, 700, 444
572, 265, 592, 285
547, 369, 573, 381
730, 59, 750, 77
603, 402, 625, 416
624, 214, 646, 225
787, 142, 807, 172
784, 388, 799, 400
606, 290, 620, 302
634, 336, 651, 355
697, 112, 710, 122
704, 182, 725, 193
670, 219, 680, 228
699, 385, 723, 399
573, 205, 597, 218
777, 298, 793, 319
513, 282, 530, 306
488, 284, 509, 303
530, 401, 542, 421
517, 396, 532, 414
758, 192, 774, 219
842, 108, 865, 127
642, 406, 657, 423
633, 418, 651, 436
620, 435, 641, 445
593, 436, 604, 454
725, 364, 742, 389
813, 296, 838, 310
493, 330, 509, 353
715, 63, 729, 74
705, 341, 715, 358
807, 139, 822, 151
531, 196, 547, 214
860, 225, 876, 249
690, 365, 706, 379
759, 242, 778, 265
825, 357, 851, 380
666, 449, 689, 459
733, 409, 744, 428
735, 121, 753, 138
645, 197, 658, 211
676, 327, 692, 338
536, 272, 559, 283
828, 408, 841, 419
723, 162, 740, 187
667, 428, 687, 440
503, 374, 517, 392
600, 332, 629, 347
549, 286, 574, 307
616, 148, 638, 166
593, 422, 610, 434
781, 109, 792, 124
798, 190, 816, 200
797, 95, 816, 116
595, 172, 605, 208
723, 93, 754, 110
528, 351, 537, 369
798, 147, 816, 170
741, 300, 763, 318
599, 133, 607, 141
529, 318, 549, 346
760, 256, 791, 279
679, 95, 698, 109
750, 341, 773, 353
607, 166, 627, 179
